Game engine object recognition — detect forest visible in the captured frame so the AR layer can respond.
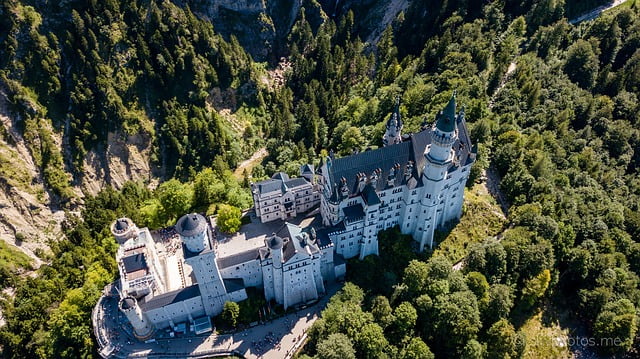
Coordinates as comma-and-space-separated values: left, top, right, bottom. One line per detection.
0, 0, 639, 357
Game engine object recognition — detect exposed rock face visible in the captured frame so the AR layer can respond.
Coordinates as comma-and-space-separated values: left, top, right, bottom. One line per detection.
81, 132, 154, 196
184, 0, 303, 61
0, 89, 156, 263
187, 0, 267, 16
0, 91, 64, 267
183, 0, 409, 61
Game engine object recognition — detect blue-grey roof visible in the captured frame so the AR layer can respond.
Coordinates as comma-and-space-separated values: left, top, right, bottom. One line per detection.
343, 204, 365, 221
176, 213, 206, 237
254, 175, 310, 195
256, 179, 282, 194
120, 297, 136, 310
362, 185, 381, 205
223, 278, 245, 293
217, 247, 261, 269
272, 172, 289, 181
326, 131, 429, 202
122, 253, 147, 273
301, 164, 314, 174
326, 114, 473, 203
285, 178, 308, 188
268, 235, 284, 250
436, 93, 457, 133
315, 221, 346, 249
140, 285, 201, 311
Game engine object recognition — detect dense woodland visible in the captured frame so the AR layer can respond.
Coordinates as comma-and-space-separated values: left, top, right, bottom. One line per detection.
0, 0, 639, 357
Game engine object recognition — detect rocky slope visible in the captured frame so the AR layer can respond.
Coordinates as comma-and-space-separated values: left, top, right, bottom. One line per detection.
184, 0, 409, 61
0, 90, 64, 266
0, 88, 156, 264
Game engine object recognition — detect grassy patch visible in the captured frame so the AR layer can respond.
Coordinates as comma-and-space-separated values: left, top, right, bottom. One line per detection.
0, 239, 33, 287
0, 144, 35, 194
433, 182, 507, 263
618, 0, 637, 9
520, 311, 571, 359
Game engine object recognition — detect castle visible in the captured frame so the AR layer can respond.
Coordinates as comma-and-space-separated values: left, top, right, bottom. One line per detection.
110, 93, 475, 339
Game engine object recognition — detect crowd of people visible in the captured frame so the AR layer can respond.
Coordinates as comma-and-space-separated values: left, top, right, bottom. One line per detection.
157, 227, 181, 255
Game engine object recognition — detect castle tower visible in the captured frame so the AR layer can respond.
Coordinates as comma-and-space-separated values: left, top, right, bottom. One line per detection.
382, 98, 403, 146
119, 296, 154, 339
110, 217, 137, 245
176, 213, 208, 252
267, 234, 285, 306
176, 213, 227, 317
416, 92, 459, 251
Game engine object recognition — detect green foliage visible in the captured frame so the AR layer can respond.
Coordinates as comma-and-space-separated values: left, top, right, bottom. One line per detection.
0, 241, 32, 288
157, 179, 193, 223
390, 301, 418, 342
593, 299, 638, 354
3, 0, 640, 357
316, 333, 356, 359
485, 284, 515, 326
521, 269, 551, 308
355, 322, 388, 359
217, 204, 242, 233
400, 337, 435, 359
434, 184, 506, 263
370, 295, 394, 328
564, 39, 600, 89
486, 319, 524, 359
222, 301, 240, 329
236, 287, 266, 325
461, 339, 485, 359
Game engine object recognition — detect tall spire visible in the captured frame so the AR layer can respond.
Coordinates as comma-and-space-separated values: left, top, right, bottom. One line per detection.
383, 96, 403, 146
435, 91, 457, 133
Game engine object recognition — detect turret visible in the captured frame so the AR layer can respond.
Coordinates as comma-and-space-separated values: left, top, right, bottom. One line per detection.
382, 98, 403, 146
175, 213, 208, 253
267, 234, 284, 305
427, 92, 458, 164
416, 91, 463, 251
110, 217, 137, 245
119, 296, 154, 340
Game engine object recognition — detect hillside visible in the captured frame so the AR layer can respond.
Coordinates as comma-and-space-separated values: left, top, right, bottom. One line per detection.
0, 0, 639, 358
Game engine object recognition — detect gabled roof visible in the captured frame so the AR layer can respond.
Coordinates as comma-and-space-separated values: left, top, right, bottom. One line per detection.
285, 178, 309, 188
325, 130, 429, 202
140, 285, 201, 311
362, 185, 381, 205
217, 247, 261, 269
254, 173, 311, 195
256, 179, 283, 195
325, 108, 473, 202
272, 172, 289, 181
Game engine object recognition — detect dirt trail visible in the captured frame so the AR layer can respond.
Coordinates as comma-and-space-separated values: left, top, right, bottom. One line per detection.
234, 148, 268, 178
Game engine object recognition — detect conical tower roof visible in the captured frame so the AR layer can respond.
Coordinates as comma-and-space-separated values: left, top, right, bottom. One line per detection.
435, 92, 457, 133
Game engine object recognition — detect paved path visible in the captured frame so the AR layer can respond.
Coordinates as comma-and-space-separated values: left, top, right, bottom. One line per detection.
569, 0, 628, 24
95, 284, 341, 358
